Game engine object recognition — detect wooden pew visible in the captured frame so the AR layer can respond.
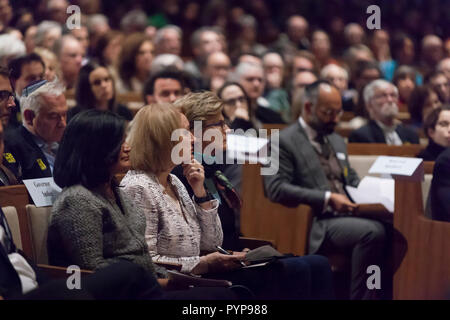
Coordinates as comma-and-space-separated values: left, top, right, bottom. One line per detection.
393, 162, 450, 300
347, 143, 423, 156
0, 185, 34, 259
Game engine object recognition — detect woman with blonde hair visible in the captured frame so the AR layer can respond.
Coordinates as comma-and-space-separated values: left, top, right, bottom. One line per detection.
122, 99, 334, 300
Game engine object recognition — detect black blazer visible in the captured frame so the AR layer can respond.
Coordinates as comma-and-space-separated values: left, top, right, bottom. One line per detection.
429, 147, 450, 222
4, 126, 52, 180
348, 120, 420, 144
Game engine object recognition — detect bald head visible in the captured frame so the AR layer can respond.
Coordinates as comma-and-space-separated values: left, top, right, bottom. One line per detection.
205, 51, 231, 80
422, 35, 444, 65
303, 82, 342, 134
287, 15, 309, 43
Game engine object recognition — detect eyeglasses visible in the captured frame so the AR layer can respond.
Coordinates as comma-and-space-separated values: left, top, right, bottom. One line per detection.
0, 90, 14, 101
223, 96, 246, 106
317, 108, 343, 118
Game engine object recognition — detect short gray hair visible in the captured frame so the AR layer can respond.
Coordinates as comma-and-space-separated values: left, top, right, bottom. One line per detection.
87, 14, 109, 33
154, 25, 183, 45
20, 80, 66, 118
363, 79, 398, 105
151, 54, 184, 74
232, 62, 263, 82
320, 64, 348, 80
35, 21, 62, 47
0, 34, 26, 61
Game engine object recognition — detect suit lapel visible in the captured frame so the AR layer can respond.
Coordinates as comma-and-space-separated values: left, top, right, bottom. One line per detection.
20, 126, 52, 176
369, 120, 387, 143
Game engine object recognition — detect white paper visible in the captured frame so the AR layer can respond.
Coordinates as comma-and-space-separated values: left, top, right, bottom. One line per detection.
368, 156, 422, 176
346, 176, 395, 213
23, 178, 62, 207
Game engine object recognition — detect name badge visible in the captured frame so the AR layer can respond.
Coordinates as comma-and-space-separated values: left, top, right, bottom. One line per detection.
336, 152, 346, 160
36, 158, 47, 171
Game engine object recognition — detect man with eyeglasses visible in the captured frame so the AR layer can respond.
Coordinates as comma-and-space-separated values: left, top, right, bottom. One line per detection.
0, 67, 21, 185
4, 80, 67, 180
349, 79, 419, 145
264, 81, 389, 299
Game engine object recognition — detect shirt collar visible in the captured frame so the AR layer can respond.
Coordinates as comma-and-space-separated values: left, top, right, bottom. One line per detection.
298, 116, 318, 142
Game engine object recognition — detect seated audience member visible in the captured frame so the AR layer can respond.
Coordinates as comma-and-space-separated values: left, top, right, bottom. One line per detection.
264, 81, 389, 299
48, 109, 153, 272
0, 121, 20, 186
351, 60, 382, 116
0, 205, 166, 300
217, 82, 254, 133
0, 67, 16, 128
233, 62, 285, 126
7, 53, 45, 128
150, 54, 184, 75
153, 25, 183, 57
428, 146, 450, 222
5, 80, 67, 179
262, 51, 290, 122
417, 105, 450, 161
349, 79, 419, 145
202, 51, 231, 92
392, 65, 416, 111
33, 21, 62, 51
53, 35, 84, 90
408, 85, 442, 129
291, 50, 317, 76
143, 68, 187, 104
34, 47, 61, 82
122, 102, 334, 300
185, 27, 224, 80
320, 64, 355, 111
426, 71, 450, 104
116, 33, 154, 94
437, 57, 450, 82
290, 70, 318, 120
8, 53, 45, 97
0, 34, 26, 67
68, 61, 133, 123
92, 31, 123, 79
47, 109, 237, 301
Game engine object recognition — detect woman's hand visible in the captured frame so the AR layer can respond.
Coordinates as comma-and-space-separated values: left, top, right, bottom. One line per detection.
204, 252, 246, 273
182, 159, 206, 197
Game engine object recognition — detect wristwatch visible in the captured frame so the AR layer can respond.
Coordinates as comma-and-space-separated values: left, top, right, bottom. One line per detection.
194, 192, 214, 204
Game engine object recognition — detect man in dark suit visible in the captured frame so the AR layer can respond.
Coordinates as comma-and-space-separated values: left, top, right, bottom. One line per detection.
264, 81, 388, 299
429, 147, 450, 222
5, 80, 68, 180
349, 79, 419, 145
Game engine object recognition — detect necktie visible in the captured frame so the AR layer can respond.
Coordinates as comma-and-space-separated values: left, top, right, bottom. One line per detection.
213, 170, 242, 210
315, 134, 331, 159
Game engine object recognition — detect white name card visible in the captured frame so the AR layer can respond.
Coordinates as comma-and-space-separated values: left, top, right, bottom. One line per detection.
23, 177, 62, 207
368, 156, 423, 177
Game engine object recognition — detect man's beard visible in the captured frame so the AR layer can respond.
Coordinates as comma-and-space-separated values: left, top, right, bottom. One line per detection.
310, 115, 336, 135
380, 102, 399, 119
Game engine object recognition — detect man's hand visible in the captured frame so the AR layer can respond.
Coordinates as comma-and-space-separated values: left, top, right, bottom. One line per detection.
329, 193, 358, 213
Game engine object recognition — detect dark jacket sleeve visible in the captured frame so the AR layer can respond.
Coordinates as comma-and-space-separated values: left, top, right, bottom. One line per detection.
263, 137, 326, 213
